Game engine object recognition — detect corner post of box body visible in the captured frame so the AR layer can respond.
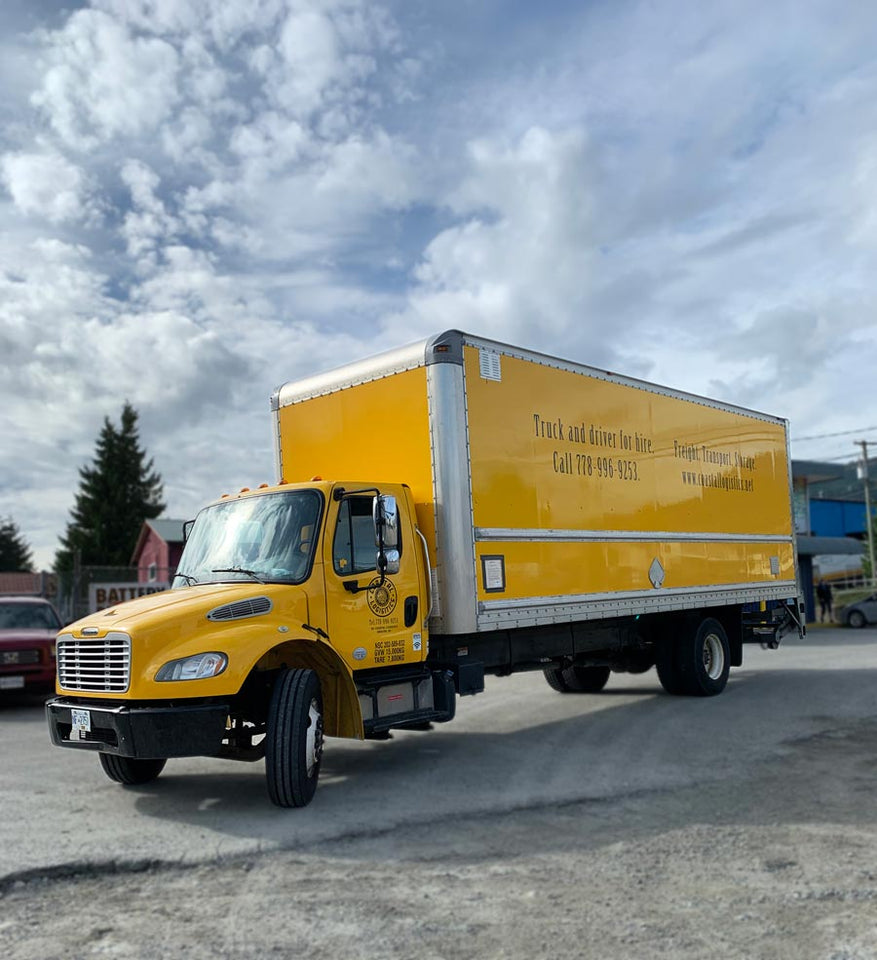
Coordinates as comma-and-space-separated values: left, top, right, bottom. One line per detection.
270, 387, 283, 483
426, 333, 478, 634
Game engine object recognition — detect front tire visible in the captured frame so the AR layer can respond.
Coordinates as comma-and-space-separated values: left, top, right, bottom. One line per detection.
657, 617, 730, 697
266, 668, 324, 808
99, 754, 166, 785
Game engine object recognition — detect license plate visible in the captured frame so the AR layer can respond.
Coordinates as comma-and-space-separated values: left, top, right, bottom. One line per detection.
71, 708, 91, 734
0, 676, 25, 690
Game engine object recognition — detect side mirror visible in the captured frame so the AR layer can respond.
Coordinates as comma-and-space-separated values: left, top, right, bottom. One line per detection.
373, 495, 399, 550
373, 495, 400, 577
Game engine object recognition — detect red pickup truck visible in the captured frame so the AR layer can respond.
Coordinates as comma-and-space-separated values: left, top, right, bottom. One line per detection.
0, 596, 61, 693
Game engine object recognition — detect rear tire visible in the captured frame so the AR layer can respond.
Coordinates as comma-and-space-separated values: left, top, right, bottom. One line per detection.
543, 664, 611, 693
657, 617, 730, 697
656, 638, 686, 695
543, 665, 573, 692
266, 668, 324, 808
567, 665, 611, 692
99, 754, 166, 785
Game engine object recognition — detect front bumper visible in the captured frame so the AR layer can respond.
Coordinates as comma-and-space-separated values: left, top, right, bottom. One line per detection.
46, 697, 230, 759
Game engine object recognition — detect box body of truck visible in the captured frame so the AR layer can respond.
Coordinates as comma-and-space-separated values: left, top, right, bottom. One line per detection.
47, 330, 801, 807
273, 329, 799, 644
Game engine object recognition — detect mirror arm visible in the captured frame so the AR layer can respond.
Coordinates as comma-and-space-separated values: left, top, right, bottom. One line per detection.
333, 486, 380, 502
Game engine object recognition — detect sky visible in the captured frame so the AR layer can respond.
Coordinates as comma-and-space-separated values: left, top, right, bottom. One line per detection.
2, 0, 877, 570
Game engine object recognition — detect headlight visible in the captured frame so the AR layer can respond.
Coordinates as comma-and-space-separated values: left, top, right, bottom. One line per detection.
155, 652, 227, 682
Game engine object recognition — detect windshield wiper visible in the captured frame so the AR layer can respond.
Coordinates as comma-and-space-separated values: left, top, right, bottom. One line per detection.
211, 567, 267, 583
175, 573, 199, 585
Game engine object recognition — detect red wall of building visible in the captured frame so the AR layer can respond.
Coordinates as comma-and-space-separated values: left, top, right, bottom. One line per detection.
136, 531, 183, 583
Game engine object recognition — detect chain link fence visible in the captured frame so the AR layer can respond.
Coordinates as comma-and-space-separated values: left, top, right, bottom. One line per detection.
55, 565, 176, 625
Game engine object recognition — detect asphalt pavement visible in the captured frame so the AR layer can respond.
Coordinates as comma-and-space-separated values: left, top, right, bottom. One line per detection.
2, 624, 876, 884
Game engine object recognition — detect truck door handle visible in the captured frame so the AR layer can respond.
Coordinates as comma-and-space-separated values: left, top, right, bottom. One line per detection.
404, 596, 418, 628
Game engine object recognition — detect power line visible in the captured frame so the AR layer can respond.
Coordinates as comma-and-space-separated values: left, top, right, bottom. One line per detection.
807, 453, 860, 463
792, 425, 877, 442
794, 447, 877, 464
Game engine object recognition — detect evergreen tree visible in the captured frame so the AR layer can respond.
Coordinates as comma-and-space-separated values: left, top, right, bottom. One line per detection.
0, 516, 34, 572
55, 403, 166, 572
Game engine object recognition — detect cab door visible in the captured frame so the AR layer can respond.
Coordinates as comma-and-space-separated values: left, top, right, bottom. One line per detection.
323, 489, 427, 671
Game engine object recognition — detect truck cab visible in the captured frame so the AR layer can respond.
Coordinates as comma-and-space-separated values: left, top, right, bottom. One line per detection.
47, 480, 448, 808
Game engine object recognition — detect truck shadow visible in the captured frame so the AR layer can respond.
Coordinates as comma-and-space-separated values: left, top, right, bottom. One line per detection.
0, 691, 52, 719
128, 661, 877, 859
796, 628, 877, 646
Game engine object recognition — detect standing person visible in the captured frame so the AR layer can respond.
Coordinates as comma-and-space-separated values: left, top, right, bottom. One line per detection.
816, 579, 833, 623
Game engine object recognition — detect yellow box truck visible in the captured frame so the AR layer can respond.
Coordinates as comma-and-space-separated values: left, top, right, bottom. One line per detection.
47, 331, 803, 807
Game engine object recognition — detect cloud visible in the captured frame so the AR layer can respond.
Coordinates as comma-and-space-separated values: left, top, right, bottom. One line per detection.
31, 8, 181, 150
385, 126, 606, 358
1, 151, 94, 223
119, 159, 183, 264
3, 0, 877, 569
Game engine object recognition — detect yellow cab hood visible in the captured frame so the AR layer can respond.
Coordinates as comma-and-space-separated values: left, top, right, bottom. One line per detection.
58, 581, 314, 700
71, 583, 256, 631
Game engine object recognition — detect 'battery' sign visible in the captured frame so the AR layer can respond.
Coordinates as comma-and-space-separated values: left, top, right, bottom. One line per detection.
88, 583, 169, 613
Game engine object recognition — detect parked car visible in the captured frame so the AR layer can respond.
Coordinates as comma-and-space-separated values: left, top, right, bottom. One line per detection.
0, 596, 62, 692
841, 593, 877, 628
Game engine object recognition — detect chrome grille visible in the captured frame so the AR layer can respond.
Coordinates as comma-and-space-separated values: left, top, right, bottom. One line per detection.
207, 597, 272, 622
57, 633, 130, 693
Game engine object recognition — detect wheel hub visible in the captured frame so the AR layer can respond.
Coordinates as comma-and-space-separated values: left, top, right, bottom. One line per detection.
305, 698, 324, 778
702, 632, 725, 680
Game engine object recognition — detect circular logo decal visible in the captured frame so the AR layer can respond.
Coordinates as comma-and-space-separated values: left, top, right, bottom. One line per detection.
366, 578, 397, 618
353, 647, 368, 661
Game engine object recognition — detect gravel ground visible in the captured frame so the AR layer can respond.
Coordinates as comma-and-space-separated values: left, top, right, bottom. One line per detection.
4, 711, 877, 959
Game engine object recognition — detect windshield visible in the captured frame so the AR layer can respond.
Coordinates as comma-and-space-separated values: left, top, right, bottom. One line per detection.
0, 602, 61, 630
173, 490, 323, 587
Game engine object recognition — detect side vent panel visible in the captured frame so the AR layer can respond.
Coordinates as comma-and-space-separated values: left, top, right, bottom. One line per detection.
207, 597, 273, 622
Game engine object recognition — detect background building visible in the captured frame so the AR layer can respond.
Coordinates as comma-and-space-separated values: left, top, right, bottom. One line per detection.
792, 459, 874, 621
131, 519, 186, 585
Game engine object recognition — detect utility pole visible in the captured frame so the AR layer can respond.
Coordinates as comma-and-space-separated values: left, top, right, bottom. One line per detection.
856, 441, 876, 588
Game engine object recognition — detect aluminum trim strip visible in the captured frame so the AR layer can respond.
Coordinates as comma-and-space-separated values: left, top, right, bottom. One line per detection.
475, 582, 799, 630
274, 329, 787, 422
458, 334, 786, 426
480, 580, 799, 612
274, 341, 430, 408
475, 527, 794, 544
